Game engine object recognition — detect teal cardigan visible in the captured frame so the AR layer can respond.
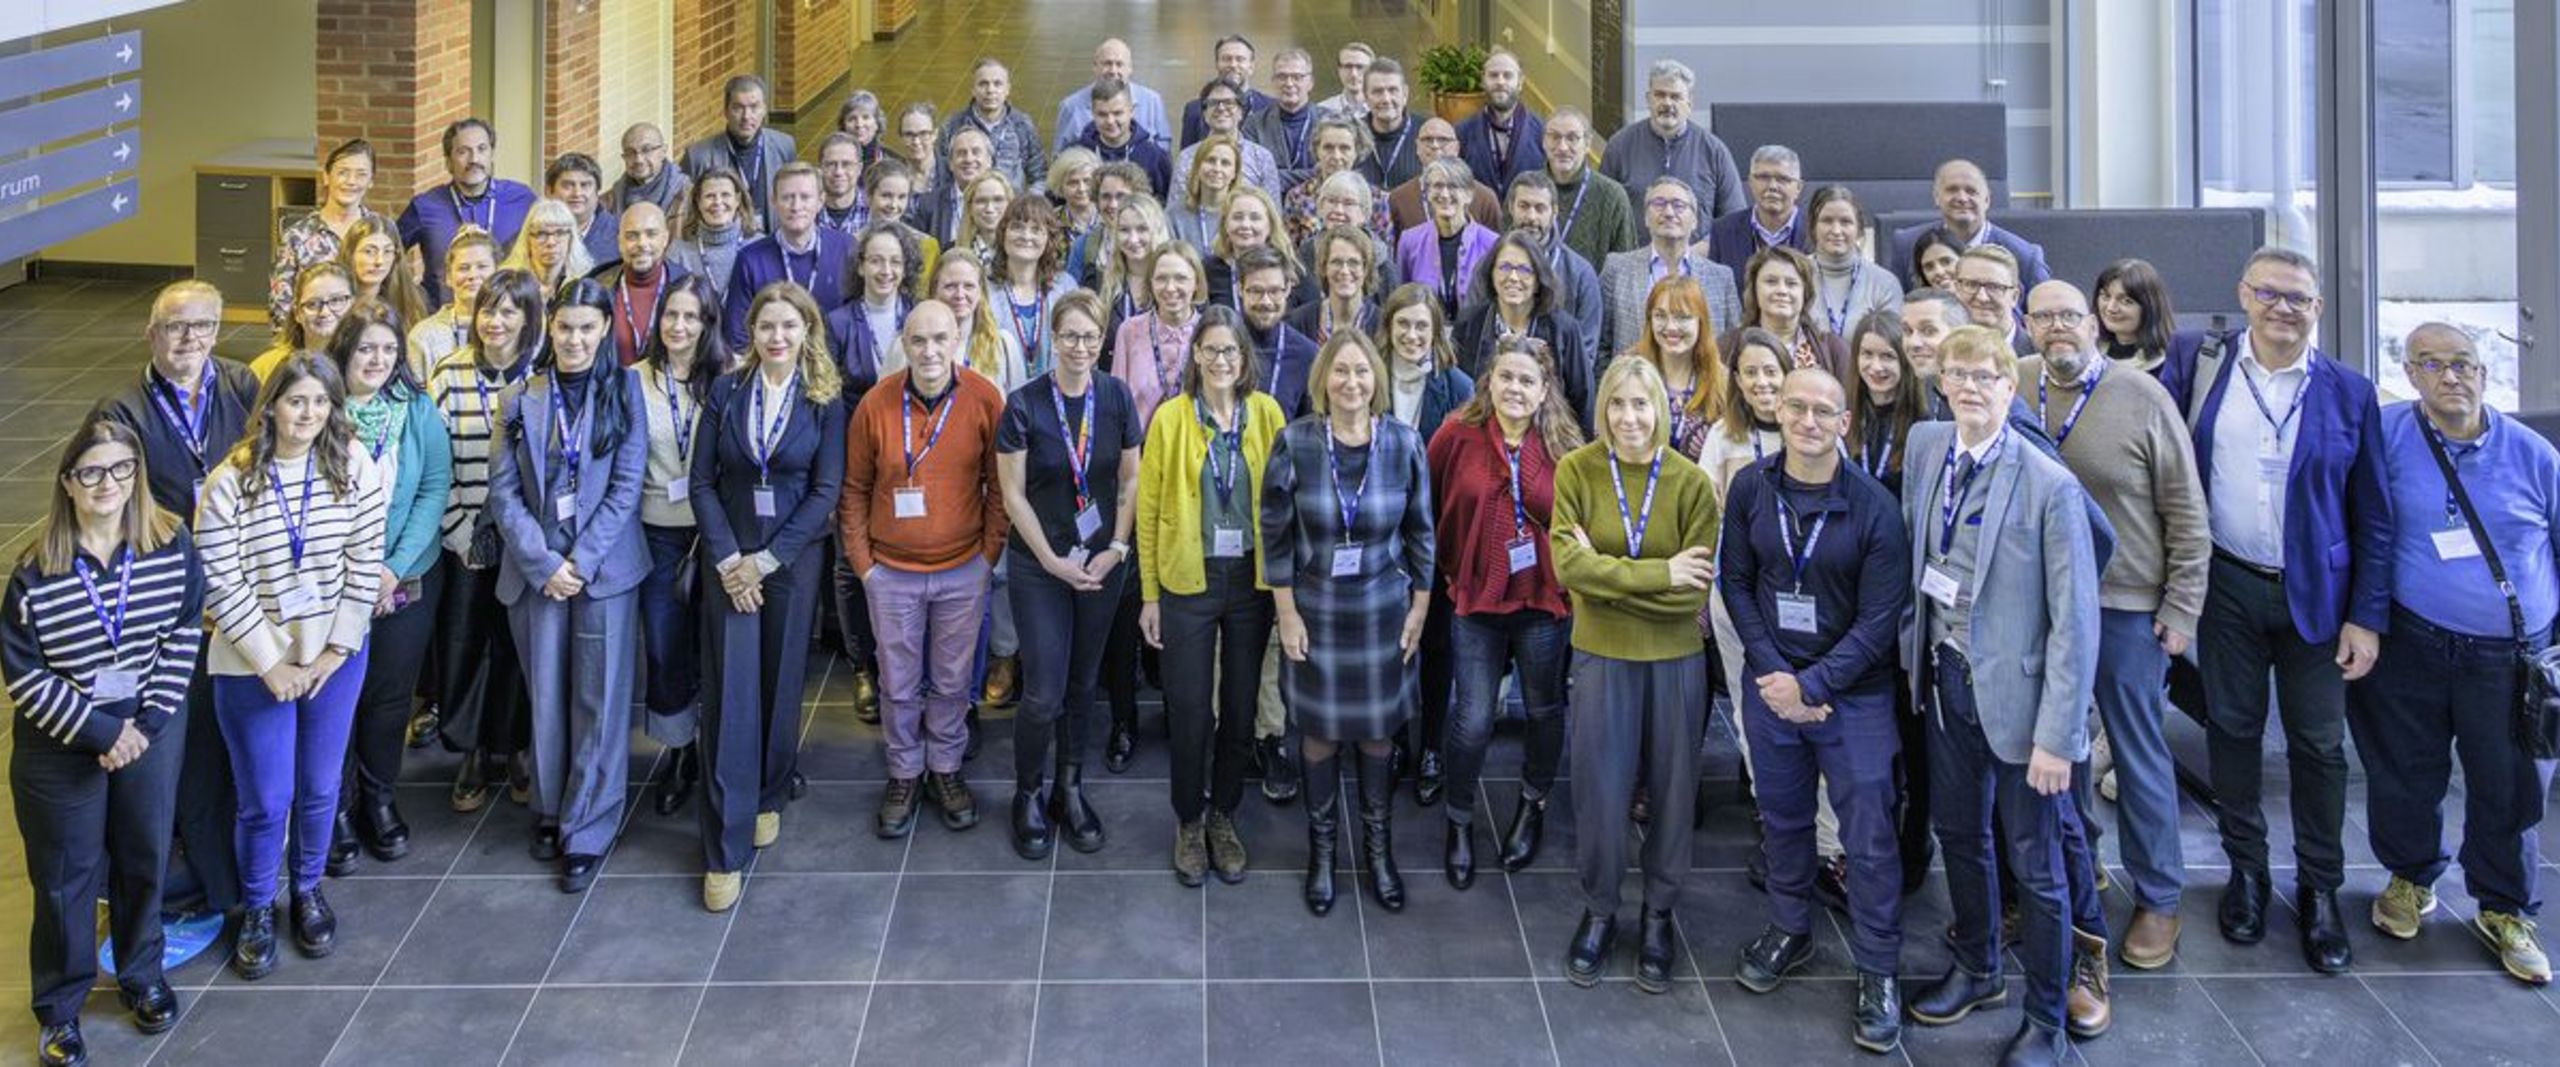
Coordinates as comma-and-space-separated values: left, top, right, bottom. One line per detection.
380, 387, 454, 580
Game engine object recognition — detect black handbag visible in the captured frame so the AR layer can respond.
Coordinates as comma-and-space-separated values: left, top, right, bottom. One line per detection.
2420, 421, 2560, 758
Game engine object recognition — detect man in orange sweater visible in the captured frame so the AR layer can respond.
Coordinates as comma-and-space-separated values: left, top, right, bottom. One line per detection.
841, 299, 1009, 838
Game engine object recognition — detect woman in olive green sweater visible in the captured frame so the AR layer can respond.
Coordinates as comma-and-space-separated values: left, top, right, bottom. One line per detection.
1548, 353, 1721, 995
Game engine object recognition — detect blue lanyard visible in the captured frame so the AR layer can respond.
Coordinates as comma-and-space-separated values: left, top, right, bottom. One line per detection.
618, 274, 662, 354
1198, 399, 1246, 504
1611, 447, 1664, 558
362, 401, 394, 463
730, 134, 764, 193
901, 385, 957, 482
750, 371, 797, 485
270, 453, 318, 565
447, 185, 494, 233
2039, 360, 2105, 447
1556, 178, 1591, 240
1503, 438, 1532, 536
659, 366, 694, 464
1772, 488, 1828, 593
777, 238, 817, 293
73, 547, 134, 648
1149, 314, 1193, 401
1324, 419, 1377, 540
1822, 273, 1860, 336
1008, 288, 1048, 364
1934, 432, 2002, 557
548, 372, 587, 499
1263, 330, 1289, 395
1049, 378, 1094, 511
1373, 121, 1412, 178
1861, 428, 1895, 479
2238, 359, 2307, 441
147, 363, 214, 466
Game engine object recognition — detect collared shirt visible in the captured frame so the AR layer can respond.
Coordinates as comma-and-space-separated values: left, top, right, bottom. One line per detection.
2206, 332, 2310, 567
1748, 210, 1798, 252
2382, 403, 2560, 638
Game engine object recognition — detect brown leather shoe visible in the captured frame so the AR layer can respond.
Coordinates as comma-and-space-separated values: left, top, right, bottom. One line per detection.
981, 655, 1020, 707
2066, 927, 2112, 1038
2121, 907, 2181, 970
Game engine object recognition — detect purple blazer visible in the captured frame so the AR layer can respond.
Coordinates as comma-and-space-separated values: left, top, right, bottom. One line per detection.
1393, 223, 1500, 310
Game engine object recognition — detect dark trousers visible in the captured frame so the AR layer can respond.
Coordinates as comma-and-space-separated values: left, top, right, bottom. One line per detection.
1009, 557, 1126, 789
2348, 607, 2556, 916
1929, 645, 2070, 1033
214, 646, 371, 908
1444, 609, 1568, 824
699, 543, 827, 873
1410, 574, 1455, 757
1101, 551, 1144, 730
639, 524, 704, 723
1747, 683, 1904, 975
2198, 554, 2349, 890
1569, 649, 1707, 915
13, 716, 184, 1026
1160, 558, 1272, 823
828, 530, 877, 669
433, 553, 529, 757
512, 591, 639, 858
343, 570, 442, 815
171, 669, 240, 913
1892, 669, 1933, 872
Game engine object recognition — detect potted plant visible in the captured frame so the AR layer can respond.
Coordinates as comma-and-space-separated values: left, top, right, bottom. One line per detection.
1418, 42, 1490, 124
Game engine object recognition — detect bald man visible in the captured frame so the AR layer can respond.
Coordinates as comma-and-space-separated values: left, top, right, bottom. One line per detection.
608, 122, 691, 225
1891, 159, 2050, 298
589, 202, 687, 362
1386, 118, 1502, 233
1056, 39, 1172, 155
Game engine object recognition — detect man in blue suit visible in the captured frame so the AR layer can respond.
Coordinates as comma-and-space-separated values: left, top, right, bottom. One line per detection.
2161, 246, 2392, 975
1890, 159, 2050, 300
1897, 325, 2100, 1067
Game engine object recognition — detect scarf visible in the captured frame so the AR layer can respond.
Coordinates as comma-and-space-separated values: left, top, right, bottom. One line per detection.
350, 391, 407, 460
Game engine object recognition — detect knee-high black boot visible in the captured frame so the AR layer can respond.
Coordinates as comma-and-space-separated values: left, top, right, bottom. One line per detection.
1303, 748, 1340, 916
1356, 747, 1404, 912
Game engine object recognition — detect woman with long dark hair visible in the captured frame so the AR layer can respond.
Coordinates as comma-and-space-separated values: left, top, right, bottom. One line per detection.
1845, 310, 1925, 497
1451, 231, 1590, 425
2092, 257, 2178, 374
323, 306, 452, 873
197, 353, 388, 979
636, 274, 729, 814
483, 278, 649, 893
3, 417, 203, 1063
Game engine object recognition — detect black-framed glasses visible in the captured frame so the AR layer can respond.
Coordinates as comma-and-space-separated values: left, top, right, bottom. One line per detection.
2026, 310, 2087, 328
1055, 329, 1105, 351
2409, 358, 2484, 381
297, 292, 355, 315
2248, 286, 2319, 313
157, 319, 220, 339
1955, 278, 2017, 298
1644, 197, 1695, 214
67, 459, 138, 487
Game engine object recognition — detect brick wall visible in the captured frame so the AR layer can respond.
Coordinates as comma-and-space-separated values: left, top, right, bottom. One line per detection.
772, 0, 851, 117
673, 0, 754, 145
314, 0, 474, 207
542, 0, 604, 160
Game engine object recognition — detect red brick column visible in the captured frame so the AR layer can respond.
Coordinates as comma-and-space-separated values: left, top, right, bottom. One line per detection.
543, 0, 604, 160
674, 0, 754, 144
772, 0, 851, 119
314, 0, 474, 208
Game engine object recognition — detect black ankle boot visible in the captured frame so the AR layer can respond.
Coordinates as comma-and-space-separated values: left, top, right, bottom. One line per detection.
1499, 788, 1546, 872
231, 905, 278, 981
1444, 820, 1476, 890
291, 886, 336, 958
326, 812, 360, 877
1635, 907, 1677, 993
652, 743, 697, 817
1011, 785, 1055, 861
1303, 751, 1340, 916
1566, 910, 1616, 987
362, 796, 411, 861
1356, 748, 1403, 912
1051, 763, 1106, 853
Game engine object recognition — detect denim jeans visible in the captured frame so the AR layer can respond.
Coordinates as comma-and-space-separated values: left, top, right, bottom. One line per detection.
1930, 644, 2071, 1033
214, 645, 371, 908
1444, 609, 1568, 825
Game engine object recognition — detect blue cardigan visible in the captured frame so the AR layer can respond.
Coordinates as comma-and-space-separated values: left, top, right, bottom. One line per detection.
375, 388, 455, 581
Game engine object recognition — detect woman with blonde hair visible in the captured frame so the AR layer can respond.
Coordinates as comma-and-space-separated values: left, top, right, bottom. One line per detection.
503, 198, 588, 295
1171, 134, 1244, 249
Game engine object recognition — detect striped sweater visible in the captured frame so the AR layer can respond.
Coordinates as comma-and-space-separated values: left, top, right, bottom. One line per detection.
428, 350, 530, 562
1, 532, 206, 752
194, 450, 389, 676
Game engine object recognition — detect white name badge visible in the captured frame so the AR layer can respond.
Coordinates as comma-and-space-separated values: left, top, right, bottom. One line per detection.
1211, 526, 1247, 558
1331, 543, 1363, 578
1920, 565, 1961, 610
1776, 591, 1819, 633
1065, 546, 1091, 569
2433, 526, 2482, 561
753, 486, 778, 518
663, 475, 690, 500
554, 493, 577, 523
1506, 537, 1538, 574
1074, 505, 1102, 541
275, 580, 324, 616
90, 668, 142, 702
893, 487, 928, 519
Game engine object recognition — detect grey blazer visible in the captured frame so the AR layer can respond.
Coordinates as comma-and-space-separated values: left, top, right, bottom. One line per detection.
1899, 420, 2101, 764
1596, 250, 1740, 358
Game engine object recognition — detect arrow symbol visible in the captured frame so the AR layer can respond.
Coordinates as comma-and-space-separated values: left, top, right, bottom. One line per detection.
112, 193, 129, 213
112, 141, 131, 162
114, 92, 132, 113
116, 43, 134, 65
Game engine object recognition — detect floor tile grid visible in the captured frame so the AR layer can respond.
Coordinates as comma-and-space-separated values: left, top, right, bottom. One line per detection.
1491, 839, 1569, 1065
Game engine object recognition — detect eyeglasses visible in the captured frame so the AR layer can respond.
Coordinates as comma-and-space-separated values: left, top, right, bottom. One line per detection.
900, 128, 933, 140
1939, 367, 2008, 390
2408, 358, 2484, 381
66, 458, 139, 487
2025, 310, 2087, 328
1426, 182, 1468, 195
1195, 343, 1243, 363
2248, 286, 2319, 313
1242, 285, 1291, 300
1205, 99, 1241, 112
298, 292, 355, 314
1954, 278, 2017, 298
1644, 198, 1695, 215
157, 319, 220, 339
1056, 330, 1104, 350
1749, 172, 1801, 186
1493, 262, 1538, 277
1779, 398, 1843, 421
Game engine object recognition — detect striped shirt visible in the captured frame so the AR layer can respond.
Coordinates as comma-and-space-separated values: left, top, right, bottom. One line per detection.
1, 533, 205, 752
195, 450, 388, 676
429, 350, 529, 560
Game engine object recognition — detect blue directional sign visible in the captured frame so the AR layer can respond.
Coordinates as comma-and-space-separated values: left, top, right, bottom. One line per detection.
0, 81, 139, 157
0, 178, 140, 264
0, 134, 136, 212
0, 32, 141, 100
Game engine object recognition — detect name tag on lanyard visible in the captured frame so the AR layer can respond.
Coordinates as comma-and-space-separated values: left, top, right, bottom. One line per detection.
90, 668, 142, 702
276, 579, 326, 616
894, 486, 928, 519
1920, 565, 1961, 611
664, 474, 690, 500
1074, 504, 1102, 541
1775, 591, 1818, 634
2433, 526, 2482, 561
1506, 536, 1538, 574
1331, 542, 1363, 577
1212, 527, 1247, 558
753, 486, 779, 518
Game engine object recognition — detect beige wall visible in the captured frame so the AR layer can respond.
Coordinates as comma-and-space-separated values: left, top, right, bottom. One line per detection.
47, 0, 317, 266
1487, 0, 1594, 120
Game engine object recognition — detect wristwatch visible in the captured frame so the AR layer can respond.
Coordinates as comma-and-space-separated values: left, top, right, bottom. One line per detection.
1107, 540, 1131, 556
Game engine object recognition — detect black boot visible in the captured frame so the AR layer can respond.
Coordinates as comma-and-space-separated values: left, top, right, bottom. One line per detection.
1011, 784, 1055, 861
36, 1018, 84, 1067
1414, 748, 1443, 806
2219, 867, 2270, 945
1258, 735, 1301, 803
291, 886, 337, 958
231, 905, 278, 980
1105, 719, 1137, 773
1745, 811, 1768, 891
1051, 763, 1106, 853
652, 743, 697, 817
964, 703, 983, 761
1906, 965, 2007, 1026
1303, 750, 1340, 916
361, 796, 411, 861
1565, 910, 1616, 987
1356, 748, 1404, 913
1853, 971, 1904, 1053
1634, 907, 1677, 994
327, 811, 360, 877
1444, 820, 1476, 890
1498, 787, 1546, 872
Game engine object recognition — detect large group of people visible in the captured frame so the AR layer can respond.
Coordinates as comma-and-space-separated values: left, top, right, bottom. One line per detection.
3, 31, 2553, 1067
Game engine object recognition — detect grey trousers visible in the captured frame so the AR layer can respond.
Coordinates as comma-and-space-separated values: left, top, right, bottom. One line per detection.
510, 590, 638, 857
1570, 649, 1708, 915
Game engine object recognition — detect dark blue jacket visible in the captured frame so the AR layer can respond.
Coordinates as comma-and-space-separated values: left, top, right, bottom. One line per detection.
2164, 329, 2394, 643
824, 296, 910, 404
1249, 320, 1317, 418
1705, 207, 1812, 285
688, 373, 848, 567
1453, 105, 1547, 195
722, 228, 854, 349
1719, 456, 1912, 705
1075, 126, 1175, 202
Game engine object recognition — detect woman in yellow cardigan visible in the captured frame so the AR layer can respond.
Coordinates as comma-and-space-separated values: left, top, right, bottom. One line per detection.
1135, 305, 1287, 889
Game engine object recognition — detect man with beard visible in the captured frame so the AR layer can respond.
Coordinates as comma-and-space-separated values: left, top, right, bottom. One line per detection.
682, 75, 799, 226
398, 118, 538, 306
1600, 59, 1745, 236
1455, 48, 1547, 193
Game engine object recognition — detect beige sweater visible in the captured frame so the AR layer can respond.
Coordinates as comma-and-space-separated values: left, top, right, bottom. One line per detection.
2020, 355, 2212, 636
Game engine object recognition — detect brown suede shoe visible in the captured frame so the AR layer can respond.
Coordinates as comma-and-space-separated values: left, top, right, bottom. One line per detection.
2067, 927, 2113, 1038
2121, 907, 2181, 970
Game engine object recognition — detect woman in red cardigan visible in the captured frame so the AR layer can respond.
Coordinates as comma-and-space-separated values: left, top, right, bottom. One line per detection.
1421, 335, 1586, 888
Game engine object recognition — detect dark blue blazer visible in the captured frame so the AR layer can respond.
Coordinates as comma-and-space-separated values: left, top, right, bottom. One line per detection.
579, 208, 622, 269
1704, 208, 1813, 285
1390, 367, 1475, 446
1450, 303, 1591, 436
2163, 330, 2393, 642
824, 296, 910, 403
1250, 321, 1317, 418
687, 373, 848, 568
1453, 106, 1547, 195
722, 228, 854, 349
1889, 220, 2052, 297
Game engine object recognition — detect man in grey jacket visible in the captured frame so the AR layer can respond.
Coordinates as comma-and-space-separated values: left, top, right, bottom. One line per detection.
1897, 324, 2101, 1067
681, 75, 798, 229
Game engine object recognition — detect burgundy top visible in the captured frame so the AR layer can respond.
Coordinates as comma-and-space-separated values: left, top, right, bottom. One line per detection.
1426, 418, 1569, 619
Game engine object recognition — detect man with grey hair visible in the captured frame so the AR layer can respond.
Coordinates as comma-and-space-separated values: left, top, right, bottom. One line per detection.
1600, 59, 1745, 236
1054, 38, 1172, 155
1706, 144, 1811, 279
1245, 47, 1326, 190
